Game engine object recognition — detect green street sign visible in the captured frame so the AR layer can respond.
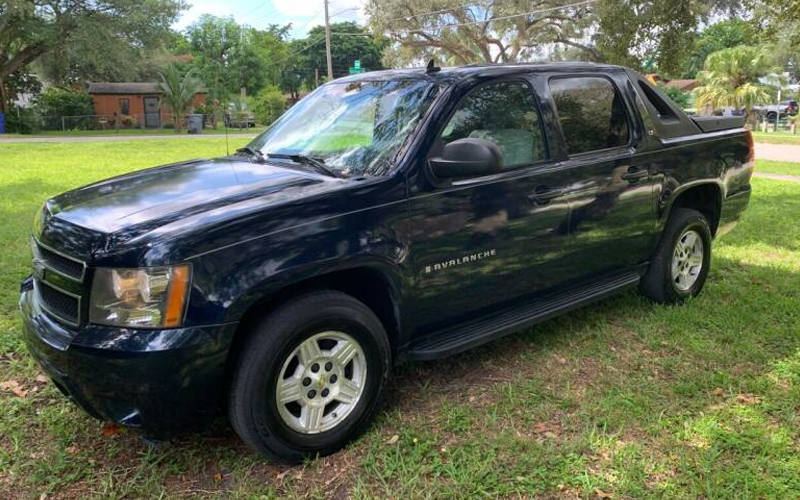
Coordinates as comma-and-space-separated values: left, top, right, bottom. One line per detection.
349, 60, 364, 74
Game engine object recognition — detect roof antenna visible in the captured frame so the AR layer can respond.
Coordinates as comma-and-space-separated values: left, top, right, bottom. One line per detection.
426, 59, 441, 74
223, 110, 229, 156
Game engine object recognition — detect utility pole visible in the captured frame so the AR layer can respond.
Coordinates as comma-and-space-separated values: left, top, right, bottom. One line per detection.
324, 0, 333, 81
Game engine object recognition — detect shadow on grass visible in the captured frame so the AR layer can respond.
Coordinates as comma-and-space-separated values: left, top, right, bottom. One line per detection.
6, 255, 799, 499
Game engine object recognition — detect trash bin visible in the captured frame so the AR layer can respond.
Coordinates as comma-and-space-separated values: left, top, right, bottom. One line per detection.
0, 112, 5, 134
187, 114, 203, 134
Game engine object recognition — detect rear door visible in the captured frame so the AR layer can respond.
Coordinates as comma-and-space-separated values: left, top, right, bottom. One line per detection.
406, 78, 574, 334
546, 72, 658, 279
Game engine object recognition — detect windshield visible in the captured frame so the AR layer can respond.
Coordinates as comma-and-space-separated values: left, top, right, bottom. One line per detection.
249, 80, 441, 177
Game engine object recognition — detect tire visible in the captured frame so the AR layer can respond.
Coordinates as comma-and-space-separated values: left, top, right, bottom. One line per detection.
640, 208, 712, 304
228, 291, 391, 463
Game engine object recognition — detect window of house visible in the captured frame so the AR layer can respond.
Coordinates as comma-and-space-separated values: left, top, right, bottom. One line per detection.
549, 77, 630, 155
440, 81, 546, 169
119, 98, 130, 116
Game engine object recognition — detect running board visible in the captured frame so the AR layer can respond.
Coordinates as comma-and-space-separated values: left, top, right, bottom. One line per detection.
407, 271, 641, 361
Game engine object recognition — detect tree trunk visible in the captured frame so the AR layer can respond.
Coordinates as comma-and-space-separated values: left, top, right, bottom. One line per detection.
0, 74, 7, 114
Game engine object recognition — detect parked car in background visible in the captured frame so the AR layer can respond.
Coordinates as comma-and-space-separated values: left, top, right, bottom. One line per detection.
754, 100, 799, 121
224, 102, 257, 128
21, 62, 753, 463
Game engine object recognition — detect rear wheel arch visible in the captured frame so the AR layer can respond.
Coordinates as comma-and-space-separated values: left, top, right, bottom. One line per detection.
664, 183, 722, 237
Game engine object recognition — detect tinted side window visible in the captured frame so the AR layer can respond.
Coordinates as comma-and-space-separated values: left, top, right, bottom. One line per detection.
441, 81, 546, 169
550, 77, 630, 155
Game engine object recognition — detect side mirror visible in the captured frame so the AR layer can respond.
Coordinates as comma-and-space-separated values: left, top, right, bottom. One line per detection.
429, 138, 503, 179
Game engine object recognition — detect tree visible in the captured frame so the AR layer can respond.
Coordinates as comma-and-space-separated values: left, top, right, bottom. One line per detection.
660, 85, 692, 109
755, 0, 800, 44
35, 88, 93, 117
593, 0, 745, 75
0, 0, 184, 113
252, 85, 286, 126
158, 65, 202, 133
299, 22, 387, 80
751, 0, 800, 80
680, 19, 756, 78
693, 45, 779, 125
185, 16, 284, 101
365, 0, 743, 72
366, 0, 594, 66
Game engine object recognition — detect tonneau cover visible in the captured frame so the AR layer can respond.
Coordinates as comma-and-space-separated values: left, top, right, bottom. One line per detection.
691, 115, 745, 133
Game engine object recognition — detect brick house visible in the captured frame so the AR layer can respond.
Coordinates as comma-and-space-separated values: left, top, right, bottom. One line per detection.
87, 83, 208, 128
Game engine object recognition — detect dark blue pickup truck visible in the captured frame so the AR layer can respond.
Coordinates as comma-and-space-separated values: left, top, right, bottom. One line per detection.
20, 62, 753, 462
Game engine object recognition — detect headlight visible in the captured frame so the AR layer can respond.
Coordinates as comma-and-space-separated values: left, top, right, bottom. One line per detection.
89, 265, 191, 328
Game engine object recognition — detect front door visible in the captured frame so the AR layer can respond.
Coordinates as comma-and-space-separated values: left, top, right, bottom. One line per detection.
144, 97, 160, 128
548, 74, 657, 279
406, 80, 573, 335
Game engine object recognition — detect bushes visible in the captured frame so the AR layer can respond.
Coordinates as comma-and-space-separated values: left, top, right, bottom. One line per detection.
661, 85, 693, 109
35, 88, 94, 118
5, 107, 40, 134
253, 86, 286, 126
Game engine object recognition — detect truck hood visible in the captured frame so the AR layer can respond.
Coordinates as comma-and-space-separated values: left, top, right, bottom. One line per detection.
47, 158, 328, 236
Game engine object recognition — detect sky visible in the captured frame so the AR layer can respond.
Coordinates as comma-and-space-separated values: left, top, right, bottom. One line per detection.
174, 0, 367, 38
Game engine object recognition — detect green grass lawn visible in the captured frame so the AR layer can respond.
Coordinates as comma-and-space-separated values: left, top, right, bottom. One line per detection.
1, 142, 800, 499
1, 127, 259, 138
757, 159, 800, 177
752, 131, 800, 145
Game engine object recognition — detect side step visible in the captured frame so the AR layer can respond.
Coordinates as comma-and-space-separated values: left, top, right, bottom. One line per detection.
407, 271, 641, 361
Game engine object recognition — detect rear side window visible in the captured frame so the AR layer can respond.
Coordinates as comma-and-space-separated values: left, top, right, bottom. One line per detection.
440, 81, 546, 169
549, 77, 630, 155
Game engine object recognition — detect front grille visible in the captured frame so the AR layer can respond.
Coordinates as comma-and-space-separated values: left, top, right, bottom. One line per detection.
33, 240, 85, 281
36, 280, 80, 326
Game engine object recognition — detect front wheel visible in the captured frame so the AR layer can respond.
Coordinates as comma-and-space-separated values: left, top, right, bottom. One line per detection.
228, 291, 391, 463
640, 208, 712, 304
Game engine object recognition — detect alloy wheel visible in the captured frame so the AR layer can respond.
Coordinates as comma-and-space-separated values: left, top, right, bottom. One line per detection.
275, 331, 366, 434
671, 228, 704, 291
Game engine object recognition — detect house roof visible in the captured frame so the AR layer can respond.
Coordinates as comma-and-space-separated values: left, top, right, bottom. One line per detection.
87, 82, 208, 95
664, 79, 699, 92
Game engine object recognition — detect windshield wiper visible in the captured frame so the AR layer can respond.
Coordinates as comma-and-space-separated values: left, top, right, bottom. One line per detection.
266, 153, 344, 178
235, 146, 265, 162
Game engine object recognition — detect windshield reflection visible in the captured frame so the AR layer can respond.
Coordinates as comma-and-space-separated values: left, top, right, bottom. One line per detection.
249, 80, 441, 177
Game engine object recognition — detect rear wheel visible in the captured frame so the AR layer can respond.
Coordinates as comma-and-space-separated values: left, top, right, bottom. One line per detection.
640, 208, 712, 304
228, 291, 391, 463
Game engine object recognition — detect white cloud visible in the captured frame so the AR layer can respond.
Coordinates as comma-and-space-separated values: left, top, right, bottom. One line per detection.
175, 0, 236, 29
273, 0, 365, 21
174, 0, 366, 37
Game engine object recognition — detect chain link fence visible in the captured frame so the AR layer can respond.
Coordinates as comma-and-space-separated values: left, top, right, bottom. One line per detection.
32, 113, 228, 132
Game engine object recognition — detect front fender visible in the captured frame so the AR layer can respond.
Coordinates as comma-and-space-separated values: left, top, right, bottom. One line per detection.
184, 223, 410, 326
221, 254, 406, 323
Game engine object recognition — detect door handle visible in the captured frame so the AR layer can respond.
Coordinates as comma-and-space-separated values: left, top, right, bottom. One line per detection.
622, 167, 648, 183
528, 186, 564, 204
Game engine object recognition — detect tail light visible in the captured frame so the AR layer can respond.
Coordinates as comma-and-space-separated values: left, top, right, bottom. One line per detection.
746, 129, 755, 163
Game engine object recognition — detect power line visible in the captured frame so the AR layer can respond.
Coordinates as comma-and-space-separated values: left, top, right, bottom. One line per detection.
263, 34, 327, 69
381, 2, 486, 23
383, 0, 598, 35
330, 6, 359, 17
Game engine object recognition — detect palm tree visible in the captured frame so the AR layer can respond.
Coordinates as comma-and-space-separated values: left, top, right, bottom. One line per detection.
693, 45, 780, 126
158, 66, 202, 133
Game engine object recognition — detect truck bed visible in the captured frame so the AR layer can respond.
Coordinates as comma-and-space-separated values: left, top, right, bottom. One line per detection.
691, 115, 746, 133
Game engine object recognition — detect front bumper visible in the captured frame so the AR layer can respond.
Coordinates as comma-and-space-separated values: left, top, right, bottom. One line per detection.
20, 287, 238, 435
